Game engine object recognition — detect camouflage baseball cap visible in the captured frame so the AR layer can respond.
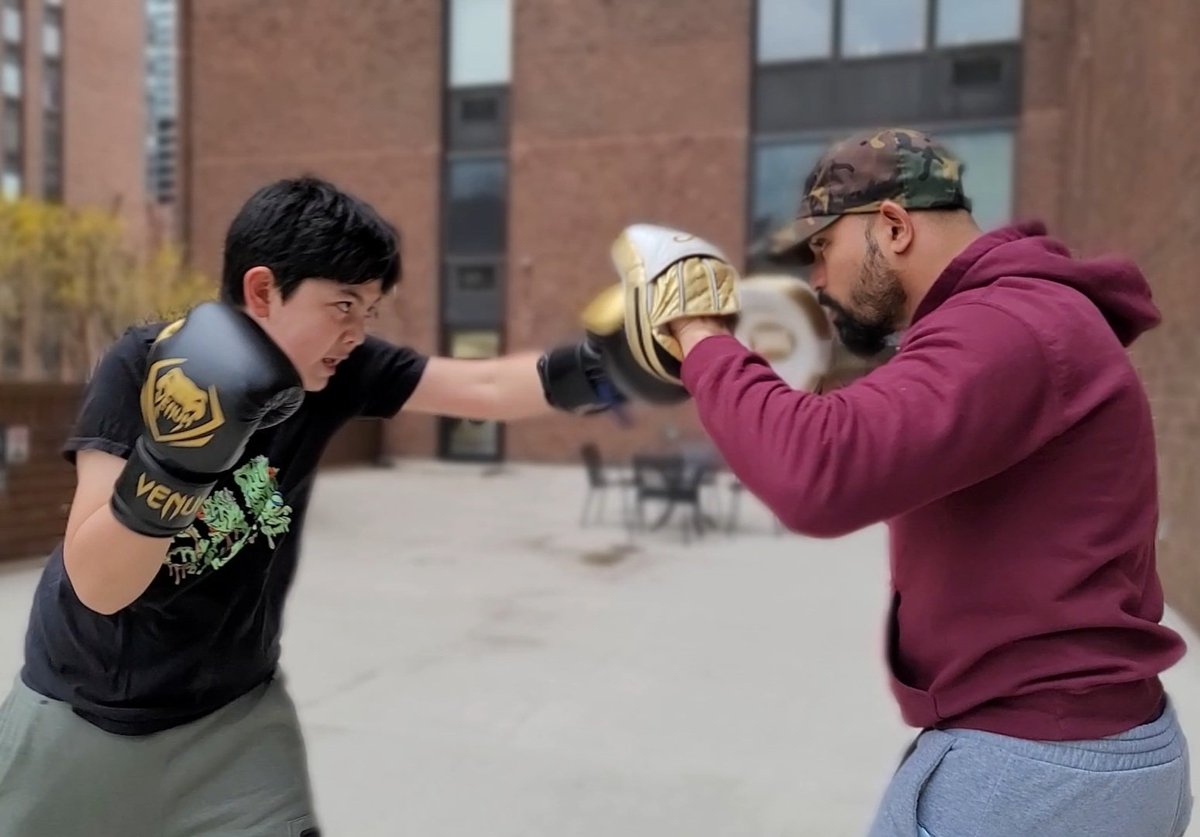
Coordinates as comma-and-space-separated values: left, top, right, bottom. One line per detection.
768, 127, 971, 263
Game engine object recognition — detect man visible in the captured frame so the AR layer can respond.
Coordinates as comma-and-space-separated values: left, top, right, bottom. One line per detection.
0, 176, 623, 836
604, 128, 1192, 835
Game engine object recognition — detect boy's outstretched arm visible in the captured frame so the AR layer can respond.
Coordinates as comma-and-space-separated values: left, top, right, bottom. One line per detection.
402, 340, 623, 422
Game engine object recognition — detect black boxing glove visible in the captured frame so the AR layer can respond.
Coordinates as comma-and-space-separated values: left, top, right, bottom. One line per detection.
110, 302, 305, 537
538, 336, 627, 415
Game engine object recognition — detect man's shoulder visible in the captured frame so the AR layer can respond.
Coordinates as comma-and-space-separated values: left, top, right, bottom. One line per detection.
916, 283, 1137, 401
928, 281, 1082, 336
910, 287, 1043, 344
950, 280, 1123, 356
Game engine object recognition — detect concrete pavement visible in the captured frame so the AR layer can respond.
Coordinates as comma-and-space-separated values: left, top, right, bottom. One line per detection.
1, 460, 1197, 835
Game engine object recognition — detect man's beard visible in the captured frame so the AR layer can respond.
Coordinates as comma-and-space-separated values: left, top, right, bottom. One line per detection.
817, 232, 907, 358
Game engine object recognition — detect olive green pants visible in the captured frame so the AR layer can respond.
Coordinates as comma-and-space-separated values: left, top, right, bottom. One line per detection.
0, 673, 318, 836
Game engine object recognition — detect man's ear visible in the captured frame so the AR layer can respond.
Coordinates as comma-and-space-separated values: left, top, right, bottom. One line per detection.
242, 267, 278, 318
879, 201, 915, 256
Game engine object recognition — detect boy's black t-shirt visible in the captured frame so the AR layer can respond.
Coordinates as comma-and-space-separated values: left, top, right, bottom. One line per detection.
20, 322, 428, 735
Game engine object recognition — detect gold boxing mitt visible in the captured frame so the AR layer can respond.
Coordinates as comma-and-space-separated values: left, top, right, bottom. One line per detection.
608, 224, 741, 387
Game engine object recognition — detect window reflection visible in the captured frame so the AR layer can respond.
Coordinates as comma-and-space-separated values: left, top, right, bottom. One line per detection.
757, 0, 832, 63
937, 0, 1021, 46
841, 0, 927, 58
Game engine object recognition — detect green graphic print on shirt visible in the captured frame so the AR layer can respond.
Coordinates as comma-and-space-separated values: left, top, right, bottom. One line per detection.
164, 455, 292, 584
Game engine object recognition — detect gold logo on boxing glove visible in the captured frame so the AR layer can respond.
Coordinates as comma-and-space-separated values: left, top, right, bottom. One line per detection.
141, 359, 226, 447
134, 472, 205, 520
154, 318, 185, 344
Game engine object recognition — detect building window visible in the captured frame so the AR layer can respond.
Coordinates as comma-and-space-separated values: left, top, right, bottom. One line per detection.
750, 139, 828, 245
42, 58, 60, 110
452, 263, 497, 292
937, 0, 1021, 47
2, 3, 19, 45
146, 0, 177, 205
841, 0, 927, 58
445, 157, 507, 255
757, 0, 832, 63
2, 97, 18, 154
42, 110, 61, 201
442, 259, 503, 327
2, 168, 19, 199
937, 129, 1014, 232
42, 3, 62, 202
2, 0, 19, 203
448, 0, 511, 88
446, 87, 508, 150
441, 0, 511, 463
441, 330, 503, 459
42, 5, 61, 59
2, 53, 20, 98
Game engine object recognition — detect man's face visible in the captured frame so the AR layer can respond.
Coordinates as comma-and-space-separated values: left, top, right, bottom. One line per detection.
259, 278, 384, 391
805, 215, 907, 358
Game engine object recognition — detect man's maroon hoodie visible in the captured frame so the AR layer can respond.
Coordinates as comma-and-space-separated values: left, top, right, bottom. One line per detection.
682, 221, 1186, 740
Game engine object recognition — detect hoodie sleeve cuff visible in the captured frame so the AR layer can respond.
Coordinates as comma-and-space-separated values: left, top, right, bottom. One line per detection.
680, 334, 753, 393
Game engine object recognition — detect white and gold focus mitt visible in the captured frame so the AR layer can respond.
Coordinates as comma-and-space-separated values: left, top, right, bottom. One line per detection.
606, 224, 741, 388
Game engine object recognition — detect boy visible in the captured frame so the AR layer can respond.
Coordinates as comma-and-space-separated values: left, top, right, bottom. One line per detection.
0, 176, 619, 836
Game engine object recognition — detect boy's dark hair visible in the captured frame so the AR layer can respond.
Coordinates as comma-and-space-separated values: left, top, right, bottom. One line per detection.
220, 176, 402, 305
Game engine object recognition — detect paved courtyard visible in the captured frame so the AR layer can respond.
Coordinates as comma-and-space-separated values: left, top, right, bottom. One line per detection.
1, 460, 1198, 835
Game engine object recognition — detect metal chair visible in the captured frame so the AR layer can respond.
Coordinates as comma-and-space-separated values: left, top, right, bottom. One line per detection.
579, 443, 634, 528
630, 454, 714, 543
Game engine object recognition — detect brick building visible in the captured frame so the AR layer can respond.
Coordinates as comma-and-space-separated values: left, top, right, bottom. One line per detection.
1, 0, 145, 228
180, 0, 1200, 614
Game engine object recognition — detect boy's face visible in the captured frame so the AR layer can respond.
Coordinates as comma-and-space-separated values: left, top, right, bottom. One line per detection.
258, 277, 384, 391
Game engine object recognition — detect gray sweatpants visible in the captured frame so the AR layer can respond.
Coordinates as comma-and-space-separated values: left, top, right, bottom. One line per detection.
0, 673, 318, 837
869, 697, 1193, 837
